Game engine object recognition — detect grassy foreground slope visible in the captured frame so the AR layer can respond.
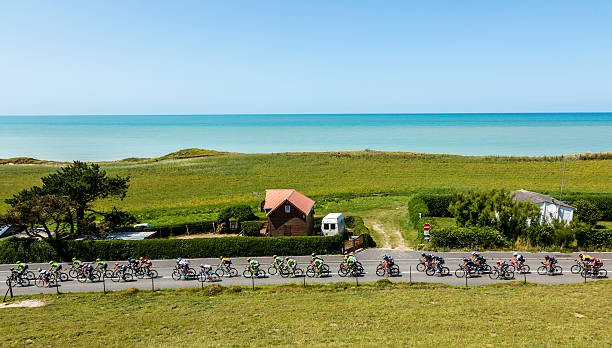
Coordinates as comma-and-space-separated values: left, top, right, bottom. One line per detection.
1, 151, 610, 217
1, 281, 611, 347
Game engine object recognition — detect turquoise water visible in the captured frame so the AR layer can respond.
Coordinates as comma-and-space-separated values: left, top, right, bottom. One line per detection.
0, 113, 610, 161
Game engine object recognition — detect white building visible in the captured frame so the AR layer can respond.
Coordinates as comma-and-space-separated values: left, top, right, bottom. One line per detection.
321, 213, 346, 236
511, 189, 575, 225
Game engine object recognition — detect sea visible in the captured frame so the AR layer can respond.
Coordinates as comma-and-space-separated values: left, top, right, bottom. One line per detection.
0, 113, 611, 161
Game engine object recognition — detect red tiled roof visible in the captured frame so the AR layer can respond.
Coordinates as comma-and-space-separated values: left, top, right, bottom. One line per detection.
264, 189, 315, 215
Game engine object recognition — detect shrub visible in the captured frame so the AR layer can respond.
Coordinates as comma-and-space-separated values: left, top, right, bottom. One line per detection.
526, 224, 554, 247
564, 194, 612, 221
241, 221, 264, 237
421, 194, 456, 217
217, 205, 257, 223
576, 227, 612, 248
572, 199, 603, 226
429, 226, 508, 249
407, 195, 429, 230
0, 235, 343, 263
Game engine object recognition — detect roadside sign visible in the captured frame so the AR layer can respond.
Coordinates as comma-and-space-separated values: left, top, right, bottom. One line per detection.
423, 223, 431, 237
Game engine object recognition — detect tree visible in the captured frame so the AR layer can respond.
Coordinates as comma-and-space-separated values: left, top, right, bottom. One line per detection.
573, 199, 602, 226
0, 192, 74, 240
449, 189, 538, 241
3, 161, 130, 237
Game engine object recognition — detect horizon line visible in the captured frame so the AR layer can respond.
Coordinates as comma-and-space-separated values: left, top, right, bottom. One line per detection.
1, 111, 612, 117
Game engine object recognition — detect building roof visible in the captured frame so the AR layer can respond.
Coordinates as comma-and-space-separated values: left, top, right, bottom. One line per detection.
322, 213, 344, 222
511, 189, 575, 209
105, 231, 157, 241
264, 189, 315, 215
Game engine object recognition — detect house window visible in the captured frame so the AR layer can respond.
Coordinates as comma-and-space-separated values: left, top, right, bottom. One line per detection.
330, 223, 336, 230
285, 205, 291, 213
323, 223, 329, 230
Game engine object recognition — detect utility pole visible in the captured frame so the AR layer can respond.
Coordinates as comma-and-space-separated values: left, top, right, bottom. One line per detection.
560, 157, 567, 200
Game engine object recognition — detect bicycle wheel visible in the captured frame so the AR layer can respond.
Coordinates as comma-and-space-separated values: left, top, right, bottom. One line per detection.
376, 265, 385, 277
554, 266, 563, 275
506, 270, 515, 280
135, 269, 145, 279
416, 262, 426, 272
35, 278, 44, 287
425, 267, 435, 276
537, 266, 547, 276
57, 272, 69, 282
521, 264, 530, 273
256, 269, 266, 278
25, 271, 36, 281
69, 269, 79, 279
440, 266, 450, 276
483, 265, 492, 274
597, 268, 607, 278
570, 264, 581, 274
123, 273, 133, 282
268, 265, 278, 275
321, 264, 330, 276
229, 267, 238, 277
306, 266, 316, 278
215, 268, 226, 278
294, 268, 303, 277
148, 269, 159, 279
390, 265, 400, 277
455, 268, 466, 278
279, 267, 289, 278
338, 264, 349, 277
77, 273, 88, 283
210, 272, 220, 282
243, 269, 253, 278
171, 270, 182, 281
489, 270, 499, 279
110, 271, 121, 282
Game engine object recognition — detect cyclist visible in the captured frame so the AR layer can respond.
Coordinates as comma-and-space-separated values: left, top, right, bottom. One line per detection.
219, 256, 232, 267
272, 255, 285, 270
496, 260, 510, 271
285, 258, 298, 277
462, 258, 475, 273
16, 261, 28, 272
72, 257, 82, 266
37, 268, 53, 281
247, 258, 260, 274
433, 255, 445, 271
421, 253, 434, 266
311, 253, 324, 277
200, 264, 214, 277
512, 252, 525, 265
177, 258, 191, 272
472, 252, 486, 267
49, 261, 62, 272
544, 255, 557, 273
93, 258, 107, 274
381, 254, 394, 273
593, 258, 603, 272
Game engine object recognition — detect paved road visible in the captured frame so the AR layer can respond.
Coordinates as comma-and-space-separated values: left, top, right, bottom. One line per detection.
2, 250, 610, 296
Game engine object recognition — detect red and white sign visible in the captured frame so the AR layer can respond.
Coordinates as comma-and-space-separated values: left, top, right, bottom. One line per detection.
423, 223, 431, 232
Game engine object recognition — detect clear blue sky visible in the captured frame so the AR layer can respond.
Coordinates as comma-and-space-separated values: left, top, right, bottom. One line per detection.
1, 1, 611, 115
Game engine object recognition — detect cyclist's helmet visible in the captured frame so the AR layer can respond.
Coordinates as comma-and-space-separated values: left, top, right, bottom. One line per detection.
273, 255, 278, 258
37, 268, 42, 272
311, 253, 316, 257
219, 256, 223, 260
513, 252, 518, 257
463, 258, 469, 262
139, 257, 143, 260
471, 252, 477, 256
49, 261, 54, 265
578, 253, 584, 258
96, 258, 101, 262
421, 253, 425, 257
176, 258, 181, 263
247, 258, 252, 262
17, 261, 21, 264
200, 264, 204, 267
545, 255, 550, 260
115, 262, 119, 266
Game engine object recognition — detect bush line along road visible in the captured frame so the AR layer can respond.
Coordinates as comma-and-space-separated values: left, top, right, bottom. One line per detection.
3, 250, 610, 296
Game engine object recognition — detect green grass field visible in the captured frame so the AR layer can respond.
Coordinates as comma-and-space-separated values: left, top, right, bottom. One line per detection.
1, 151, 611, 227
1, 280, 610, 347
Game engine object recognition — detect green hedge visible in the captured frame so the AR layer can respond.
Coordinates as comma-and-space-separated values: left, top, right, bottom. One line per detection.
407, 195, 430, 230
564, 194, 612, 221
345, 216, 376, 247
0, 235, 344, 263
575, 228, 612, 249
429, 226, 509, 249
421, 194, 456, 217
241, 221, 264, 237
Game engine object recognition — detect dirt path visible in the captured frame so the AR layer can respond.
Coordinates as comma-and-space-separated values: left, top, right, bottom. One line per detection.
362, 211, 411, 250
